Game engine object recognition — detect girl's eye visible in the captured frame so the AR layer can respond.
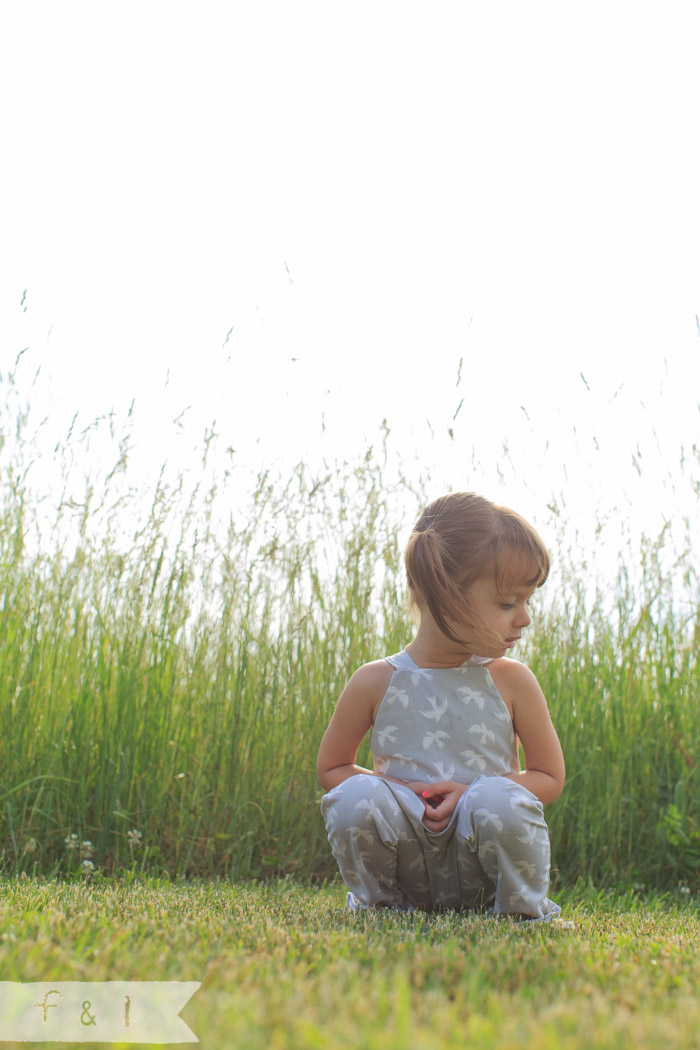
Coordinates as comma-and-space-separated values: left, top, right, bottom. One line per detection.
500, 603, 515, 610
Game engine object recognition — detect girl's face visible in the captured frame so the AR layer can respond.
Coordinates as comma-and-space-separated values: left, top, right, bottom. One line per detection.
462, 574, 535, 656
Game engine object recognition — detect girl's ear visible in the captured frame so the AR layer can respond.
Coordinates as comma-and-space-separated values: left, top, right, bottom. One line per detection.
410, 586, 427, 616
405, 584, 423, 628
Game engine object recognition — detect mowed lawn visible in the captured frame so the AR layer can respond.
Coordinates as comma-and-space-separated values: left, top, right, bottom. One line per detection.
0, 877, 699, 1050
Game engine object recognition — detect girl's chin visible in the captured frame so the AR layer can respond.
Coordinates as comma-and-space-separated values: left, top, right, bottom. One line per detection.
478, 641, 515, 657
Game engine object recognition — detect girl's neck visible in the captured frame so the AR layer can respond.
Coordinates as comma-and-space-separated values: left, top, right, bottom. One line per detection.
405, 621, 474, 669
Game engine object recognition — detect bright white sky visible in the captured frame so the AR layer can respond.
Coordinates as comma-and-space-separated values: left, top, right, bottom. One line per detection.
2, 1, 700, 592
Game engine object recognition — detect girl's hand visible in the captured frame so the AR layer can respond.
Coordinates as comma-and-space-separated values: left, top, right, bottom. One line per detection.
417, 782, 469, 832
404, 781, 447, 810
405, 781, 437, 801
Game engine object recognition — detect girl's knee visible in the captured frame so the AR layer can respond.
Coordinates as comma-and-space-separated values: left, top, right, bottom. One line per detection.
467, 775, 542, 811
323, 773, 376, 802
320, 773, 391, 828
459, 776, 546, 841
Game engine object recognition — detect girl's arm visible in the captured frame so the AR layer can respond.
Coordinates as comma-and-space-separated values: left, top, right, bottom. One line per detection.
316, 661, 428, 794
489, 659, 565, 805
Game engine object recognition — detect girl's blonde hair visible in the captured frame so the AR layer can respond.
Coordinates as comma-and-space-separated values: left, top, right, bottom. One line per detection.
405, 492, 550, 647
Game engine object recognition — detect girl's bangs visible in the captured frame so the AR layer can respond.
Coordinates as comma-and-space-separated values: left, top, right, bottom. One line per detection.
493, 539, 550, 592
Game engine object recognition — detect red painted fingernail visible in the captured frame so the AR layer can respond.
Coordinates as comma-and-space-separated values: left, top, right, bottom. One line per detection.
421, 791, 430, 797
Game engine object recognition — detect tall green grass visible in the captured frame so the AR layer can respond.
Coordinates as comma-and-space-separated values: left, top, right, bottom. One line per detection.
0, 365, 698, 890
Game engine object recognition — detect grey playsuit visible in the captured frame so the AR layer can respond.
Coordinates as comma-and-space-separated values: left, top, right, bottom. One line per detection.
320, 649, 560, 920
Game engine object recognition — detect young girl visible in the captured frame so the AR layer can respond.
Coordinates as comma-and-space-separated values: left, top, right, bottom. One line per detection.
317, 492, 565, 921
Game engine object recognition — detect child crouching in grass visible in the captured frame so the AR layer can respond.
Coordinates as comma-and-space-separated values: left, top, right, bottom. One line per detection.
317, 492, 565, 920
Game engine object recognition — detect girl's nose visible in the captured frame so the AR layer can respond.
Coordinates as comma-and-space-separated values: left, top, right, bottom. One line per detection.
516, 606, 531, 628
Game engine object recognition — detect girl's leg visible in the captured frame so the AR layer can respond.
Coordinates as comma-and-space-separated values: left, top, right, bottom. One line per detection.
455, 776, 560, 921
320, 774, 432, 911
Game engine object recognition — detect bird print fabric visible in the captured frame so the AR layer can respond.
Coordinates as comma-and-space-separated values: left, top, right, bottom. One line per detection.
321, 650, 561, 921
371, 650, 518, 785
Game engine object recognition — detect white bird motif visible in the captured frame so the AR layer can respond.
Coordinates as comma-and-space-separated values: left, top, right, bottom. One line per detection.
392, 753, 419, 772
434, 760, 456, 779
517, 824, 538, 845
422, 730, 450, 751
473, 808, 504, 833
354, 793, 401, 821
458, 686, 485, 709
353, 798, 384, 822
348, 826, 375, 846
478, 839, 498, 861
460, 749, 487, 771
509, 791, 525, 811
385, 685, 410, 708
420, 694, 448, 721
411, 667, 434, 687
515, 860, 537, 878
435, 861, 455, 881
469, 723, 496, 745
508, 885, 533, 908
375, 725, 398, 747
494, 707, 512, 722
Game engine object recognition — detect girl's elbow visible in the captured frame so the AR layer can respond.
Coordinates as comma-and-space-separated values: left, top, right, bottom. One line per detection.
551, 768, 565, 801
316, 754, 338, 791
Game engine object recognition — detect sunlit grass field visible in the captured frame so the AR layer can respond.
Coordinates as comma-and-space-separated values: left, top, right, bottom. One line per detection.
1, 359, 700, 1048
1, 877, 699, 1050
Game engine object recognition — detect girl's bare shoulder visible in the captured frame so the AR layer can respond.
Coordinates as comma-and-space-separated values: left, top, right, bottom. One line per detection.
347, 659, 396, 695
485, 657, 543, 715
487, 656, 538, 686
344, 659, 396, 721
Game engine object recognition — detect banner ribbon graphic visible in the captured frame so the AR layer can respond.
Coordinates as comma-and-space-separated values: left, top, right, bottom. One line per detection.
0, 981, 200, 1043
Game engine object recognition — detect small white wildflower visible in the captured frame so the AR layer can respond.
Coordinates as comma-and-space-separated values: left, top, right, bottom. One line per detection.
64, 834, 79, 851
127, 829, 143, 847
80, 840, 95, 859
680, 886, 691, 895
81, 859, 95, 873
23, 838, 38, 854
175, 772, 185, 779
